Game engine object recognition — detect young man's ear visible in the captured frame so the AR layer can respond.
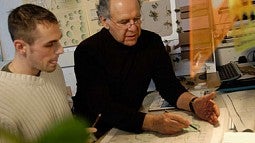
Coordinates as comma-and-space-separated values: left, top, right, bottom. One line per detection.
100, 16, 110, 30
13, 39, 27, 55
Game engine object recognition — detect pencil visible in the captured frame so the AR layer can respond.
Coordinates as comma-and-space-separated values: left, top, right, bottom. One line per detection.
190, 124, 200, 132
92, 113, 101, 127
164, 110, 200, 132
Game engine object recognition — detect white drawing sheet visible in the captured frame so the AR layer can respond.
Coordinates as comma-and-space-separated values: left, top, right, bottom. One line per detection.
100, 108, 229, 143
222, 90, 255, 132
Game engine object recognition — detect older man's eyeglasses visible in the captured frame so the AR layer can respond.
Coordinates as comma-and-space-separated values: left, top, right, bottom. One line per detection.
109, 17, 142, 29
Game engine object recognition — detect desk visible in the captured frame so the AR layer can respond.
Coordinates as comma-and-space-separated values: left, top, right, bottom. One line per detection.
96, 73, 254, 143
95, 73, 227, 143
98, 91, 230, 143
220, 90, 255, 132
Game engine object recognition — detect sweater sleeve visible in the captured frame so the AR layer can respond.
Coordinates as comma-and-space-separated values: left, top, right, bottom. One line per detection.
73, 38, 146, 134
0, 115, 19, 142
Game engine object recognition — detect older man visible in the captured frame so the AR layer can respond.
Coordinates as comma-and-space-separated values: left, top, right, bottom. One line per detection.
73, 0, 220, 137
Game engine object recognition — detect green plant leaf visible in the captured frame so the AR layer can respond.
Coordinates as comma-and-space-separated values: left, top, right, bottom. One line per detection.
0, 127, 24, 143
36, 117, 89, 143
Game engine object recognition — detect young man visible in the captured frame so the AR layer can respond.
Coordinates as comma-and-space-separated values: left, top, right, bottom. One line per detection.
0, 4, 72, 142
73, 0, 220, 137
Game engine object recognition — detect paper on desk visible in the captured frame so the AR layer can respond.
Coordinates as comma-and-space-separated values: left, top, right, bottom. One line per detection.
222, 132, 255, 143
210, 108, 230, 143
99, 108, 229, 143
222, 90, 255, 132
148, 95, 175, 111
237, 62, 255, 80
99, 128, 119, 143
189, 88, 216, 97
148, 90, 211, 112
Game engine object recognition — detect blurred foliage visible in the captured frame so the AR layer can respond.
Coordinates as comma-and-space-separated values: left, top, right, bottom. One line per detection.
0, 117, 89, 143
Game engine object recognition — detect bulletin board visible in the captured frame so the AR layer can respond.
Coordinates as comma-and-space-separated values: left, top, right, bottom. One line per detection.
22, 0, 102, 47
0, 0, 180, 65
141, 0, 172, 37
141, 0, 179, 45
22, 0, 177, 47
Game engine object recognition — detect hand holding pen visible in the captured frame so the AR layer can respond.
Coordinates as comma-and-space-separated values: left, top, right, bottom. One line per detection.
87, 113, 101, 143
143, 111, 191, 135
164, 110, 200, 132
92, 113, 101, 127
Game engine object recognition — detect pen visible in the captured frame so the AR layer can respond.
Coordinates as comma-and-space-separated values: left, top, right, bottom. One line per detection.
164, 110, 200, 132
92, 113, 101, 127
189, 124, 200, 132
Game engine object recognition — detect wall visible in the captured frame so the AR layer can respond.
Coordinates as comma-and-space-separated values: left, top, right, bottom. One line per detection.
0, 0, 222, 95
0, 0, 79, 95
0, 0, 21, 61
59, 47, 77, 95
0, 0, 176, 95
216, 43, 255, 66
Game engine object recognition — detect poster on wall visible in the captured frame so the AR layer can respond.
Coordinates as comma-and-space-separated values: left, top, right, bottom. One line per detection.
141, 0, 173, 37
22, 0, 102, 48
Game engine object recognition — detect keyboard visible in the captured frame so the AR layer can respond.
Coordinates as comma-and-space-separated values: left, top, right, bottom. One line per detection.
217, 77, 255, 92
217, 62, 242, 82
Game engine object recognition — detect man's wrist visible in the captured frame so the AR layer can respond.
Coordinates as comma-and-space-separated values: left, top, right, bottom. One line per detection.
142, 114, 154, 131
189, 97, 198, 113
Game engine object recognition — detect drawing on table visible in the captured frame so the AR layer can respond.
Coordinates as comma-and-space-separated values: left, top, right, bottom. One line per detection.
100, 108, 229, 143
148, 95, 175, 111
222, 90, 255, 132
103, 111, 214, 143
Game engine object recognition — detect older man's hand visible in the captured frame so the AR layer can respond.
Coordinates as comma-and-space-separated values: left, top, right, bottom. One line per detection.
192, 92, 220, 125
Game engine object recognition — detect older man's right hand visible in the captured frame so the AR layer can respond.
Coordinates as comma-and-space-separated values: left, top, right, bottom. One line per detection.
143, 112, 190, 134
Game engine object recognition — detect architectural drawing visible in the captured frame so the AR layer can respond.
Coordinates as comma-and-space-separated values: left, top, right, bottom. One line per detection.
100, 108, 229, 143
222, 90, 255, 132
